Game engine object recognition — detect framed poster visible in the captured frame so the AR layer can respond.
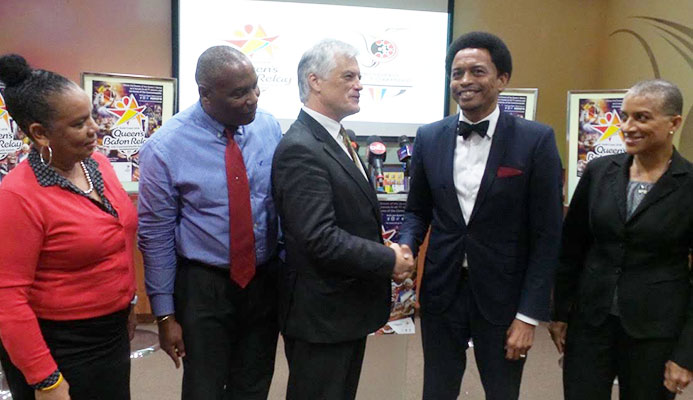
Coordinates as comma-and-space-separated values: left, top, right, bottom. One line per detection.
566, 90, 627, 203
82, 72, 177, 192
0, 84, 32, 184
498, 88, 538, 120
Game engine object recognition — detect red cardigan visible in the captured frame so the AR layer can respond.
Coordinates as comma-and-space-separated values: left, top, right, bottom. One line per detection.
0, 152, 137, 384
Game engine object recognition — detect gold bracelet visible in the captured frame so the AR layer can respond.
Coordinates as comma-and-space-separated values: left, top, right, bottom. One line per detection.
39, 373, 63, 391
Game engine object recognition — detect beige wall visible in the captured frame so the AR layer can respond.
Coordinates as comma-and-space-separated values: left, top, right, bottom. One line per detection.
451, 0, 608, 162
600, 0, 693, 157
0, 0, 172, 84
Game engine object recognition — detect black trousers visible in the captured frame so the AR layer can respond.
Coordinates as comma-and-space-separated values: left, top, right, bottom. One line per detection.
175, 258, 279, 400
284, 335, 367, 400
563, 314, 677, 400
0, 308, 131, 400
420, 273, 525, 400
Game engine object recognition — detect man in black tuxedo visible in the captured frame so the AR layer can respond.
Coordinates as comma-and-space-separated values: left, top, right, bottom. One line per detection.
398, 32, 563, 399
271, 39, 414, 400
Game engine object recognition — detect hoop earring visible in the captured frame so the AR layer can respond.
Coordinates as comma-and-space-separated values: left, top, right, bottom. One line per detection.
40, 145, 53, 166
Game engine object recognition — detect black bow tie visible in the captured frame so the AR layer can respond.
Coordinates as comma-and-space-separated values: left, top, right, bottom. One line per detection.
457, 120, 489, 140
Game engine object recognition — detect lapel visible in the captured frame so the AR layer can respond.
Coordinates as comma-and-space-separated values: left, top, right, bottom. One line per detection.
607, 153, 630, 222
297, 110, 381, 214
468, 111, 511, 225
438, 115, 466, 225
628, 149, 688, 222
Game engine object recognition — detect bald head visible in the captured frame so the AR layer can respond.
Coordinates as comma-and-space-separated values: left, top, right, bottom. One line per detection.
195, 46, 249, 87
195, 46, 260, 129
625, 79, 683, 116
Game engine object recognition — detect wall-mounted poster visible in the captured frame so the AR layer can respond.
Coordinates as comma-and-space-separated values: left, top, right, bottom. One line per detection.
566, 90, 627, 203
498, 88, 538, 120
0, 84, 32, 184
82, 72, 177, 192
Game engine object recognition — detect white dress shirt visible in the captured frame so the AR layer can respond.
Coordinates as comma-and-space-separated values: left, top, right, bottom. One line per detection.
302, 107, 367, 179
453, 106, 538, 326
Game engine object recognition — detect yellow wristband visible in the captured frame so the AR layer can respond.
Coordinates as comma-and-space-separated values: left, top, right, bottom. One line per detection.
39, 372, 63, 391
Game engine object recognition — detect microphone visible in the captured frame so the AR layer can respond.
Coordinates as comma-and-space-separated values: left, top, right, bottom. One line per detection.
397, 135, 413, 176
345, 129, 359, 152
366, 135, 387, 192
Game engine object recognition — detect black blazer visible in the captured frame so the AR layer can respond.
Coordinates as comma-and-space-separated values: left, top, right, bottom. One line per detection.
399, 112, 564, 324
554, 150, 693, 369
271, 110, 395, 343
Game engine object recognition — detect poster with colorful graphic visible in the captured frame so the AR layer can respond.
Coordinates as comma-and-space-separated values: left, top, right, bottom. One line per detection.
566, 90, 627, 203
498, 88, 538, 120
383, 167, 407, 194
82, 73, 177, 192
0, 84, 32, 184
376, 194, 416, 335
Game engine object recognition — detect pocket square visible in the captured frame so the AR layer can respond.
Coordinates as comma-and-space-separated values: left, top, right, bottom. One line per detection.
497, 166, 523, 178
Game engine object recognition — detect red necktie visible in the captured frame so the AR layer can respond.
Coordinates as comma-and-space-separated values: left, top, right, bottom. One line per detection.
225, 129, 256, 288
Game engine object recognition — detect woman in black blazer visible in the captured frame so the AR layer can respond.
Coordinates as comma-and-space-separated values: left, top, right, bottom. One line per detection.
550, 79, 692, 400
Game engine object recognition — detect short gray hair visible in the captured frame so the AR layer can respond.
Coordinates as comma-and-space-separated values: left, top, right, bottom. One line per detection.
626, 79, 683, 116
195, 46, 248, 86
297, 39, 359, 103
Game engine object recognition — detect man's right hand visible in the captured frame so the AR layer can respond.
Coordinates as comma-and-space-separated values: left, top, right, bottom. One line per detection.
158, 315, 186, 368
391, 243, 415, 283
35, 378, 70, 400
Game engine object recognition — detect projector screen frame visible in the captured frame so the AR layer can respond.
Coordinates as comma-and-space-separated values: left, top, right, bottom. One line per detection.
171, 0, 455, 141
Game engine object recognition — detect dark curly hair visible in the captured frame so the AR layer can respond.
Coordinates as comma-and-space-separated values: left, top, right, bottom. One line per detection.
446, 32, 512, 79
0, 54, 76, 136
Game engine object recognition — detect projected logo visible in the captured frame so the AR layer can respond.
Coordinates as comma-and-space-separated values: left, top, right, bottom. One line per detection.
359, 34, 411, 102
370, 39, 398, 62
103, 95, 148, 158
226, 25, 279, 58
226, 24, 291, 90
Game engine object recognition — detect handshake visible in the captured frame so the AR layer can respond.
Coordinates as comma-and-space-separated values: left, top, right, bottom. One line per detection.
390, 243, 415, 284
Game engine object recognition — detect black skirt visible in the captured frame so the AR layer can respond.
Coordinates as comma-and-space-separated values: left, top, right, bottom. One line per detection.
0, 307, 131, 400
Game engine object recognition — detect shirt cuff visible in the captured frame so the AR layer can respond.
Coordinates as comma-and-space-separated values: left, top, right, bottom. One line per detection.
515, 313, 539, 326
149, 294, 175, 317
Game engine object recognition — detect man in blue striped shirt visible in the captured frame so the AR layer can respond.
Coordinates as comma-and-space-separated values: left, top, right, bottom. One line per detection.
138, 46, 282, 399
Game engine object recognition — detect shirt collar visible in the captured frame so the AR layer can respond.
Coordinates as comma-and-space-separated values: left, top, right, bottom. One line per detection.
27, 148, 118, 217
302, 106, 342, 141
458, 105, 500, 139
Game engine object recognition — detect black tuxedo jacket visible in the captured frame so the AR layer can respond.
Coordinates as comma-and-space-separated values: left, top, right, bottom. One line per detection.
399, 112, 563, 324
271, 110, 395, 343
554, 150, 693, 369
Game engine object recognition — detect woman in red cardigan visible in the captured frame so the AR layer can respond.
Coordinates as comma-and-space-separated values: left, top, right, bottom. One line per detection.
0, 54, 137, 399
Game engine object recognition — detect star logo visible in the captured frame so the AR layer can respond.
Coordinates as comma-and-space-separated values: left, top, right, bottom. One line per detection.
382, 226, 398, 243
0, 93, 10, 126
592, 111, 622, 142
226, 25, 278, 57
106, 95, 147, 127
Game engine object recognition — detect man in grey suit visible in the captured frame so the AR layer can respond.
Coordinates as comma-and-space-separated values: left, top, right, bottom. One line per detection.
271, 39, 414, 400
